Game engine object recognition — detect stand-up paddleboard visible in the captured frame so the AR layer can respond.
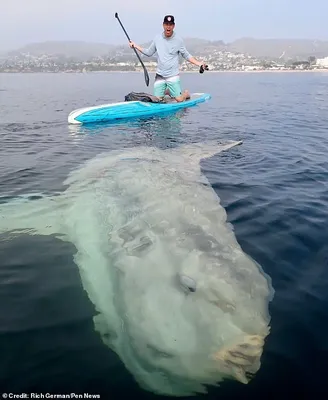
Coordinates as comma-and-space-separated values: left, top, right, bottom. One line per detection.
68, 93, 211, 125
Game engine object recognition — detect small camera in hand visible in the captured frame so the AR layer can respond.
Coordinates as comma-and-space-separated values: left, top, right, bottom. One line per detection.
199, 64, 209, 74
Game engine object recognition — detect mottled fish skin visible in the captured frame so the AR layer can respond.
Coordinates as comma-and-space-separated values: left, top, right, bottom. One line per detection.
0, 140, 274, 397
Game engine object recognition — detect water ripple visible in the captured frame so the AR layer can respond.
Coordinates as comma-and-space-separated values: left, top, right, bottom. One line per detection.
0, 71, 328, 398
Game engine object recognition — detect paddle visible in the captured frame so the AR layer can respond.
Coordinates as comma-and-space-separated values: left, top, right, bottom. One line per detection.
115, 12, 150, 87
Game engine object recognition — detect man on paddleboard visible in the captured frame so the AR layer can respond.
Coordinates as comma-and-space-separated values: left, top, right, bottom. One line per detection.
129, 15, 207, 102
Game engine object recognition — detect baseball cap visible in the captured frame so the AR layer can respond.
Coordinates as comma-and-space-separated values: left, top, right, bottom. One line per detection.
163, 15, 175, 24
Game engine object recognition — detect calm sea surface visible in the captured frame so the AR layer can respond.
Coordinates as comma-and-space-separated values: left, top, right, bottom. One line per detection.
1, 71, 328, 399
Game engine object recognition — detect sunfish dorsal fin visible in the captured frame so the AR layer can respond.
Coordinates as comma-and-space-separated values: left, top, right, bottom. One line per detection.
172, 140, 243, 165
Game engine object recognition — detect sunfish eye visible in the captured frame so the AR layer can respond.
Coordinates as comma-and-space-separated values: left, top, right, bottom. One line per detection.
178, 274, 197, 293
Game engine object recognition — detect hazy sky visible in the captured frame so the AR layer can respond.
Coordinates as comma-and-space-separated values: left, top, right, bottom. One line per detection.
1, 0, 328, 51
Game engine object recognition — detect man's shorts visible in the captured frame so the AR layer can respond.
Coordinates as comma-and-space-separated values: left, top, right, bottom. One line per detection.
154, 74, 182, 98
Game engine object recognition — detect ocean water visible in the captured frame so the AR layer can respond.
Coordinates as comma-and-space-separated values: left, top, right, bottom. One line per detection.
1, 71, 328, 399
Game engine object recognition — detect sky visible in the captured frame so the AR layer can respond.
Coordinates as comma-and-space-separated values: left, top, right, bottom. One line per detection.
1, 0, 328, 51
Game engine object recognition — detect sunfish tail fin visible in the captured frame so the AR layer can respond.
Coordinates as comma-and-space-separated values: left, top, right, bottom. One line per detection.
0, 193, 65, 238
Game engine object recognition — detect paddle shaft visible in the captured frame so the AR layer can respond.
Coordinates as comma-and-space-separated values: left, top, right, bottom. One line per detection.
115, 12, 150, 86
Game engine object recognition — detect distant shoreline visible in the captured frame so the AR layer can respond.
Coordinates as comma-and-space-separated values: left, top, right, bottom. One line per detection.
1, 69, 327, 74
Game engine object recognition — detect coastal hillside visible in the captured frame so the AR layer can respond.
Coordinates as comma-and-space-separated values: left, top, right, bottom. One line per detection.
3, 38, 328, 61
228, 38, 328, 60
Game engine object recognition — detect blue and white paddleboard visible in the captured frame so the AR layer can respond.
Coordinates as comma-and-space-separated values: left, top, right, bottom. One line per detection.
68, 92, 211, 125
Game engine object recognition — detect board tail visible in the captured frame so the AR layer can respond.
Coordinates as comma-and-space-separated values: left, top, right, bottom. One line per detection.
0, 193, 65, 238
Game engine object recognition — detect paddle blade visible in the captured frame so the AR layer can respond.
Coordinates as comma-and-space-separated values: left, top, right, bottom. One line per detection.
115, 12, 118, 18
144, 68, 150, 86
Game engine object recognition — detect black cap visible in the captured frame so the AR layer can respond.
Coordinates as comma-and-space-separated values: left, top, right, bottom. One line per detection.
163, 15, 175, 24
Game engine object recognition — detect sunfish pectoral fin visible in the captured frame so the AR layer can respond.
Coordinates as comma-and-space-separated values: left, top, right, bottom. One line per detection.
0, 193, 65, 238
173, 140, 243, 165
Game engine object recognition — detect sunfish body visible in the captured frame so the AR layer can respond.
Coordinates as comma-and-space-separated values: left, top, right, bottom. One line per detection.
0, 140, 274, 396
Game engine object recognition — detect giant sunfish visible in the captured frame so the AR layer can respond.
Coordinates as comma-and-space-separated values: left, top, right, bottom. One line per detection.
0, 140, 274, 396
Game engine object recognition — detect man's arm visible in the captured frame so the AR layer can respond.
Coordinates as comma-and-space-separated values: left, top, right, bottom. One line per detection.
188, 56, 204, 67
129, 40, 156, 57
179, 42, 204, 67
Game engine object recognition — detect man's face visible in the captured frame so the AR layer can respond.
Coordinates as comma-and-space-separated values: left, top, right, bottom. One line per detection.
163, 22, 174, 37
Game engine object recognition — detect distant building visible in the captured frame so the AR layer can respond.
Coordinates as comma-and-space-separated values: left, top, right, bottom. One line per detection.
316, 57, 328, 67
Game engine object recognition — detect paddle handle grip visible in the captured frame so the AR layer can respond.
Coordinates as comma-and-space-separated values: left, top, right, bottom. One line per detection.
115, 13, 132, 42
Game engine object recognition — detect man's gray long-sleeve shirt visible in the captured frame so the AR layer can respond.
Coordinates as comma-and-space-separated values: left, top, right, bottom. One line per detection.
140, 32, 192, 78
